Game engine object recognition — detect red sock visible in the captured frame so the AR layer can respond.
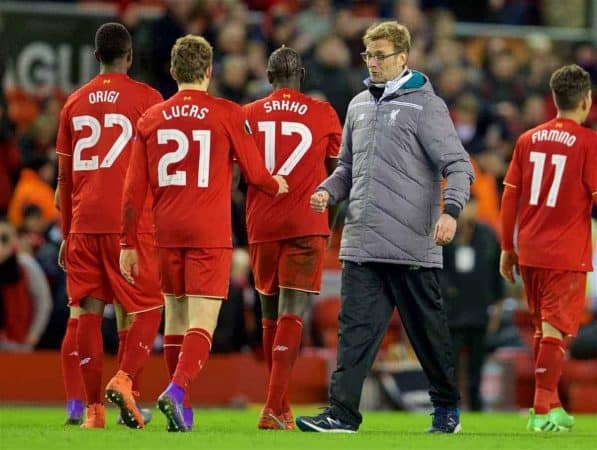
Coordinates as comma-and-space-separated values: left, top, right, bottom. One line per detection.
264, 315, 303, 414
533, 331, 541, 362
262, 318, 277, 372
172, 328, 212, 389
77, 314, 104, 405
117, 330, 128, 365
164, 335, 191, 407
61, 318, 84, 401
533, 337, 564, 414
263, 318, 292, 413
120, 309, 162, 379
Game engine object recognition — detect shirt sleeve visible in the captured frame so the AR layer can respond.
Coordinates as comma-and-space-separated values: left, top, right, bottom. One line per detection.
503, 139, 523, 189
121, 118, 150, 248
147, 88, 164, 109
56, 106, 72, 157
583, 133, 597, 197
227, 106, 279, 196
57, 155, 73, 236
319, 108, 353, 204
417, 96, 474, 213
325, 105, 342, 158
500, 185, 520, 252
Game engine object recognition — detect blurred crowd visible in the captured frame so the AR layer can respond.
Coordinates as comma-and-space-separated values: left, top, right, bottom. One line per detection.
1, 1, 596, 401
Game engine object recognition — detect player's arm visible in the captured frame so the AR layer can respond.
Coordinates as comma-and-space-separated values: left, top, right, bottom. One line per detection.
499, 141, 523, 284
582, 136, 597, 204
56, 108, 73, 238
323, 107, 343, 228
120, 126, 149, 283
228, 107, 286, 196
316, 115, 352, 208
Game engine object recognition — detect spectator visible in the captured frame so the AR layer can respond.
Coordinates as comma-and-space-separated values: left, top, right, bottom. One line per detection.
0, 216, 52, 351
218, 55, 250, 104
303, 35, 355, 121
0, 101, 20, 215
441, 196, 503, 411
8, 155, 59, 229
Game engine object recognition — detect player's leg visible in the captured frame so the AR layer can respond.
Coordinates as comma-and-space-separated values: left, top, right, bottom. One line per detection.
109, 304, 155, 428
268, 236, 324, 429
104, 234, 163, 428
249, 242, 281, 377
78, 297, 107, 429
528, 269, 584, 432
262, 288, 309, 429
260, 292, 279, 373
250, 242, 287, 428
163, 294, 194, 430
157, 247, 231, 432
62, 305, 84, 425
158, 297, 222, 432
65, 233, 113, 428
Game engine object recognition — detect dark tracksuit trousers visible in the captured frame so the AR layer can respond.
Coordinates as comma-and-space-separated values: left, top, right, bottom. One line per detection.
329, 261, 460, 427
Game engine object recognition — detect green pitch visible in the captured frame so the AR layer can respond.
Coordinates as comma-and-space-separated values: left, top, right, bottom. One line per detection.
1, 407, 596, 450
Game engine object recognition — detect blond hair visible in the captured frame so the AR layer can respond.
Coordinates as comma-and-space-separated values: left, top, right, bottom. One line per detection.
363, 21, 411, 53
171, 35, 213, 83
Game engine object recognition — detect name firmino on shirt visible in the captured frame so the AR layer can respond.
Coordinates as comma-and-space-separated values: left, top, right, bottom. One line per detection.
531, 129, 577, 147
162, 105, 209, 121
264, 100, 308, 115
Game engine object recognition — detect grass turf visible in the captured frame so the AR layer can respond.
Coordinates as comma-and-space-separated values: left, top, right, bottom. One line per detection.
1, 406, 596, 450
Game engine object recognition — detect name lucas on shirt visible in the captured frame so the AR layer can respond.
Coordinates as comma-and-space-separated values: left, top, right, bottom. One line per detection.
531, 128, 577, 147
264, 100, 309, 115
162, 104, 209, 121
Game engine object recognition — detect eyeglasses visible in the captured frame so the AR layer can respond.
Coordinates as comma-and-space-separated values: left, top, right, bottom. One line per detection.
360, 51, 401, 63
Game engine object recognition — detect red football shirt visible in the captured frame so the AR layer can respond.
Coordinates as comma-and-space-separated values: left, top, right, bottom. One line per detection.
243, 88, 342, 243
121, 89, 279, 249
503, 118, 597, 271
56, 73, 162, 234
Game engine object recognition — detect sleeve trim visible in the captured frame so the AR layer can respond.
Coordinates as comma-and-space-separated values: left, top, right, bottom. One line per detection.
503, 182, 518, 189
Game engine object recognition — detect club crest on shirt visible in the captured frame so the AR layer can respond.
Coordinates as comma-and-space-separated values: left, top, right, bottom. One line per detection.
244, 119, 253, 135
388, 108, 400, 126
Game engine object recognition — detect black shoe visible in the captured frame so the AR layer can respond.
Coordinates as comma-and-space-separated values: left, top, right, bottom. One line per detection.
295, 408, 357, 433
427, 406, 461, 434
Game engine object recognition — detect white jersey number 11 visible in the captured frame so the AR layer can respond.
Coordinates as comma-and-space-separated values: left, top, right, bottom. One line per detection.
529, 151, 567, 208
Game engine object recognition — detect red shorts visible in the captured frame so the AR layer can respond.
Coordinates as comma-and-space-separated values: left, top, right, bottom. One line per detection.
66, 233, 162, 314
250, 236, 326, 296
520, 266, 587, 336
157, 247, 232, 299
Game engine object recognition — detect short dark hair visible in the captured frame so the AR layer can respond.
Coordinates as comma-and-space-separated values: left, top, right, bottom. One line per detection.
267, 46, 303, 82
549, 64, 591, 111
95, 22, 132, 64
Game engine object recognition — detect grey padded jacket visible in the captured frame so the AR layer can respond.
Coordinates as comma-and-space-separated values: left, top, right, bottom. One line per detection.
320, 70, 474, 268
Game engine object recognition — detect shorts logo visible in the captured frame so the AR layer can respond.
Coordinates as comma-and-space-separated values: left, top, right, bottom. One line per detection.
535, 367, 547, 373
273, 345, 288, 352
139, 342, 151, 354
80, 357, 91, 366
